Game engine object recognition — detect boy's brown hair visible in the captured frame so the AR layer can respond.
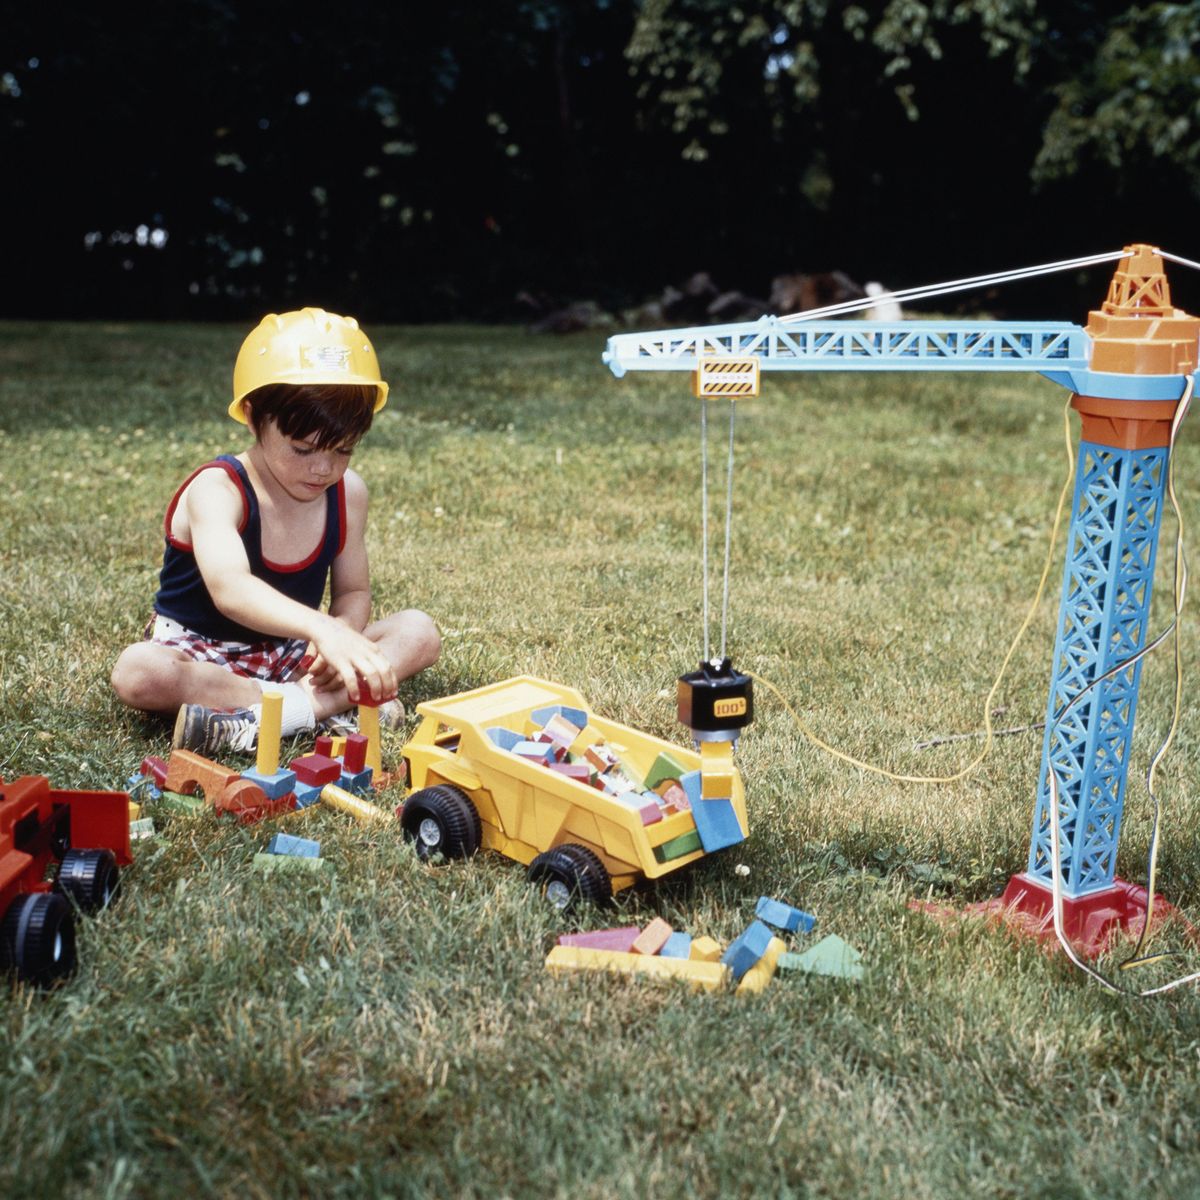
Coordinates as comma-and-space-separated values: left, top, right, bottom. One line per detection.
242, 383, 377, 450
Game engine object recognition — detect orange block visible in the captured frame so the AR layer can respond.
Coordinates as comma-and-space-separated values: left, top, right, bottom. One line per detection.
632, 917, 673, 956
164, 749, 238, 806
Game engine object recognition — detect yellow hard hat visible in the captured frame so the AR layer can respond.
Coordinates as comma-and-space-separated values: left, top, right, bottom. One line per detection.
229, 307, 389, 423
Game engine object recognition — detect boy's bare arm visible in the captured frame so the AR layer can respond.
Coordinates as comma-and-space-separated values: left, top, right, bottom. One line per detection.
187, 471, 395, 700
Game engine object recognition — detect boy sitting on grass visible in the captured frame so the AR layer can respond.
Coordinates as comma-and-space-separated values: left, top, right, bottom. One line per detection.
111, 307, 440, 756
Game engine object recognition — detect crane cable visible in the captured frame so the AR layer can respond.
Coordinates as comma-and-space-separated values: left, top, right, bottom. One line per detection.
751, 390, 1076, 784
699, 395, 738, 665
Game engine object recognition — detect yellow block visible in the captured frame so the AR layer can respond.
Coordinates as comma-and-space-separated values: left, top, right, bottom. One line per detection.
690, 935, 723, 962
328, 735, 347, 759
700, 740, 735, 799
736, 936, 787, 995
257, 690, 283, 776
321, 783, 390, 824
358, 703, 382, 773
127, 799, 142, 821
545, 945, 731, 991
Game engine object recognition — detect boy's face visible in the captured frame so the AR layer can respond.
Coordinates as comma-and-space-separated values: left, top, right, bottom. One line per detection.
253, 417, 355, 502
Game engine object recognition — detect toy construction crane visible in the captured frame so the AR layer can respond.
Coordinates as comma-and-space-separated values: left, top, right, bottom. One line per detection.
604, 244, 1200, 951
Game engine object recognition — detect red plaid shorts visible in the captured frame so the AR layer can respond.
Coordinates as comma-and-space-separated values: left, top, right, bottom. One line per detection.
146, 614, 309, 683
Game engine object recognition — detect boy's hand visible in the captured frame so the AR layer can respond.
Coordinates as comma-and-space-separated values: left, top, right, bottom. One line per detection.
309, 618, 398, 704
300, 645, 342, 693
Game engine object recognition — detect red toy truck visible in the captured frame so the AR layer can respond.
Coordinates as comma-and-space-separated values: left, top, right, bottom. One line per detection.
0, 775, 132, 986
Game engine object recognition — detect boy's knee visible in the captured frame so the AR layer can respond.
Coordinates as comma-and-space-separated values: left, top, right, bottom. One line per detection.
111, 645, 178, 712
404, 609, 441, 669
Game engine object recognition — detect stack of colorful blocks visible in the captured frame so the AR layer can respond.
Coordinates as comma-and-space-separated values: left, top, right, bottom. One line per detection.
489, 704, 745, 856
545, 895, 859, 992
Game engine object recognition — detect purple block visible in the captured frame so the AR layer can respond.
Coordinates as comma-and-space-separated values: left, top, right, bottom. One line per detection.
557, 926, 642, 953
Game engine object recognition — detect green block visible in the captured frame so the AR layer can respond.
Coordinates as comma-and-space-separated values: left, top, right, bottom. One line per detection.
654, 828, 703, 862
644, 752, 687, 793
251, 852, 333, 875
778, 934, 864, 981
158, 790, 207, 814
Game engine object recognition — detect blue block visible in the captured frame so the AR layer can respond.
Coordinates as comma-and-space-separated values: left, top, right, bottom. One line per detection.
679, 769, 702, 806
266, 832, 321, 858
293, 782, 325, 809
339, 766, 374, 795
690, 796, 745, 853
660, 932, 693, 960
530, 704, 589, 731
126, 774, 161, 801
241, 767, 298, 800
512, 740, 556, 763
487, 727, 524, 751
755, 896, 816, 934
721, 920, 774, 981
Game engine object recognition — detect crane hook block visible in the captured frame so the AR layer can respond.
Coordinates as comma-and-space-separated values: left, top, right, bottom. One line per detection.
677, 658, 754, 736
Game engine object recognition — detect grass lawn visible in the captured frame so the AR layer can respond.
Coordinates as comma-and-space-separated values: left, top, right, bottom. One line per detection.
2, 320, 1200, 1198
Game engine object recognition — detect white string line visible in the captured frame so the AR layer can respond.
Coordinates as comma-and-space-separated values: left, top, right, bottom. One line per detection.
720, 402, 736, 662
777, 249, 1128, 324
701, 397, 710, 663
1157, 250, 1200, 273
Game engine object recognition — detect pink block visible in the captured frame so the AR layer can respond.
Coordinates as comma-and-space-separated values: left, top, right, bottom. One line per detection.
558, 926, 642, 953
548, 762, 591, 784
638, 801, 663, 825
632, 917, 673, 956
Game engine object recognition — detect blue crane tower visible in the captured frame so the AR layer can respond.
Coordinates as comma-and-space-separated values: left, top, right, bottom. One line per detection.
603, 245, 1200, 952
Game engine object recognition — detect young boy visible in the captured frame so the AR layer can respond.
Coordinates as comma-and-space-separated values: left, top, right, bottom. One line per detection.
111, 307, 440, 755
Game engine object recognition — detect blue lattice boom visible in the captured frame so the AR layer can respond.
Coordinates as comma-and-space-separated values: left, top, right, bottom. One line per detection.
1028, 442, 1168, 895
603, 319, 1089, 379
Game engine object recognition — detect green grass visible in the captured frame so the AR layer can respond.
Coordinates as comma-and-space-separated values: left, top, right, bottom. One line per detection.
3, 321, 1200, 1198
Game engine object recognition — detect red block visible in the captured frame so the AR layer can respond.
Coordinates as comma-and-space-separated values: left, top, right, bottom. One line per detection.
343, 733, 369, 773
289, 753, 342, 786
140, 755, 168, 788
548, 762, 591, 785
314, 735, 334, 758
558, 926, 642, 953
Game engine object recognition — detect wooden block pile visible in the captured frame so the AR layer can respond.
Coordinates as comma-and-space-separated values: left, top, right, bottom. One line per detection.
546, 895, 860, 994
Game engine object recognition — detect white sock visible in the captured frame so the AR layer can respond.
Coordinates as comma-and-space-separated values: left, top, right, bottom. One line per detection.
255, 681, 316, 736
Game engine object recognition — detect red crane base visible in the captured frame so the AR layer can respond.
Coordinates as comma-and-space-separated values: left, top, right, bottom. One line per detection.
911, 873, 1192, 958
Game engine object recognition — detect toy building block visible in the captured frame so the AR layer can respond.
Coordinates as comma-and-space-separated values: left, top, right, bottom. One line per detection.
266, 832, 321, 858
755, 896, 817, 935
644, 751, 687, 793
513, 740, 556, 764
557, 926, 642, 953
698, 740, 735, 799
251, 851, 332, 875
328, 735, 348, 759
540, 712, 583, 751
293, 781, 325, 809
584, 742, 619, 774
632, 917, 673, 955
217, 778, 296, 825
487, 727, 523, 751
290, 753, 342, 787
241, 766, 298, 800
778, 934, 864, 982
690, 797, 745, 853
339, 766, 374, 795
343, 732, 369, 773
654, 829, 703, 862
127, 799, 142, 821
321, 783, 389, 823
655, 780, 690, 810
164, 749, 239, 806
690, 935, 723, 962
721, 919, 774, 982
314, 734, 334, 758
545, 945, 730, 992
736, 935, 787, 995
257, 689, 284, 776
140, 755, 168, 787
157, 789, 207, 815
531, 703, 589, 732
126, 775, 161, 802
358, 702, 382, 774
129, 817, 156, 840
660, 931, 693, 959
547, 762, 591, 786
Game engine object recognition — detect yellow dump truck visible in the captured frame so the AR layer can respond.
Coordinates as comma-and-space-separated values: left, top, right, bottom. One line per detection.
398, 676, 748, 907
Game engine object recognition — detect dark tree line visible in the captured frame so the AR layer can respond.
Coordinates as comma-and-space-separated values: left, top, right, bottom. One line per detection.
3, 1, 1198, 321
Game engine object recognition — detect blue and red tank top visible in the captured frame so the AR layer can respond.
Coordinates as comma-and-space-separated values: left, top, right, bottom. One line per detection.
154, 454, 346, 642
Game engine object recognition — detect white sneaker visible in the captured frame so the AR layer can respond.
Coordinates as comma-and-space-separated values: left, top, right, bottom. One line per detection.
172, 704, 258, 755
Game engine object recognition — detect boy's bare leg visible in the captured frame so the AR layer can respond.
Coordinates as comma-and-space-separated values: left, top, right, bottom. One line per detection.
293, 609, 441, 722
111, 642, 267, 714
